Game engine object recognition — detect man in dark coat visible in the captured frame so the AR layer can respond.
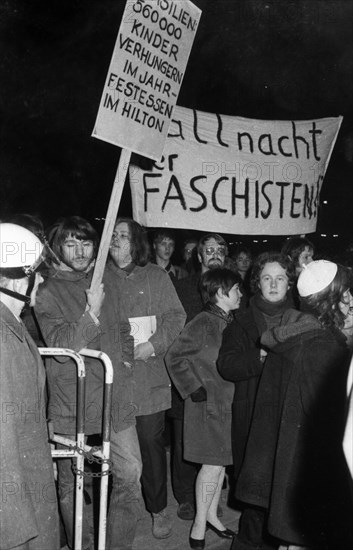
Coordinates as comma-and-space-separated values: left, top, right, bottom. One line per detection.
0, 223, 59, 550
218, 252, 296, 550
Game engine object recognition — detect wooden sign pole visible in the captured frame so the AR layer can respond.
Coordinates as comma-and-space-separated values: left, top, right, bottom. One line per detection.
90, 148, 131, 294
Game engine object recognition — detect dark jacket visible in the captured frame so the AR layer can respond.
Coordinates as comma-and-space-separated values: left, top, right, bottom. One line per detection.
217, 292, 293, 478
165, 308, 234, 465
217, 308, 265, 477
0, 302, 59, 549
237, 310, 353, 548
107, 261, 186, 416
174, 272, 203, 325
34, 267, 135, 434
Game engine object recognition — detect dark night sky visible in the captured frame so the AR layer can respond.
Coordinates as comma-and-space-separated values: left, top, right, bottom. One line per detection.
0, 0, 352, 242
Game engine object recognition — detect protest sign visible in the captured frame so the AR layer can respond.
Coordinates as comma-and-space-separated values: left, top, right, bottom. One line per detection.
129, 106, 342, 235
92, 0, 202, 161
90, 1, 201, 293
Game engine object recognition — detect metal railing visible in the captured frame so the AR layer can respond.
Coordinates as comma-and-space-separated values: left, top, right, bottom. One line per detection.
39, 347, 113, 550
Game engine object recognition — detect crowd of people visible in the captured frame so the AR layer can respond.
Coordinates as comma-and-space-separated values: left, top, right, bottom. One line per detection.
0, 213, 353, 550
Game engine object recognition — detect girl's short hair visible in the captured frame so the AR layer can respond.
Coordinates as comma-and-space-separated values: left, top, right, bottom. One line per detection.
250, 251, 296, 294
48, 216, 99, 262
301, 264, 352, 329
200, 268, 242, 304
115, 217, 150, 267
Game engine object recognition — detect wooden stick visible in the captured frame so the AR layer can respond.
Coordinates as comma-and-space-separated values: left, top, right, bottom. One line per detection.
90, 148, 131, 293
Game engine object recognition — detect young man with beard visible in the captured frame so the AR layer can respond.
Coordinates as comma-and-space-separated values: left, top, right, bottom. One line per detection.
34, 216, 142, 550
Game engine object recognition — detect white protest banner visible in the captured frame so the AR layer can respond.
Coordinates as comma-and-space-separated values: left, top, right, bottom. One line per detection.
129, 106, 342, 235
92, 0, 202, 161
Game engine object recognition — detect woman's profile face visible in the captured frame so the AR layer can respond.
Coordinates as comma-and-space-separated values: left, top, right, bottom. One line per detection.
259, 261, 289, 303
296, 246, 314, 274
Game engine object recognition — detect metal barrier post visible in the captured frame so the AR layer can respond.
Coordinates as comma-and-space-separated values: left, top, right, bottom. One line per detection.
39, 348, 86, 550
39, 348, 113, 550
79, 349, 113, 550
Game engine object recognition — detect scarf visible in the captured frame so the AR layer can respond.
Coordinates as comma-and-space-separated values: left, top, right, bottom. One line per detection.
203, 302, 234, 325
250, 291, 294, 335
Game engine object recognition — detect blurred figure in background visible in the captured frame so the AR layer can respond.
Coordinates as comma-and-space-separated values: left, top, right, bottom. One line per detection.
281, 236, 314, 276
281, 236, 315, 308
181, 237, 199, 275
153, 228, 188, 280
231, 246, 252, 282
231, 246, 253, 306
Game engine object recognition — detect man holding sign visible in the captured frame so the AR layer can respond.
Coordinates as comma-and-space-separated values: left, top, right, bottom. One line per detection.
35, 217, 143, 550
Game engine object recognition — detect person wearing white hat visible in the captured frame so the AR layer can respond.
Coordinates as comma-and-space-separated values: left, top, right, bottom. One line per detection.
238, 260, 353, 550
0, 223, 60, 549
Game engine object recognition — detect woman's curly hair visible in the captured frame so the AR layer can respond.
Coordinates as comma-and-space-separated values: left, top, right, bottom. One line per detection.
301, 264, 352, 329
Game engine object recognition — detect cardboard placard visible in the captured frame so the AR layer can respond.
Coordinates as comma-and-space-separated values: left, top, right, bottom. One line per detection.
92, 0, 201, 161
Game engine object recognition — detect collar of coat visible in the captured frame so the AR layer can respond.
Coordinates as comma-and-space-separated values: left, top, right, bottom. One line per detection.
0, 301, 27, 342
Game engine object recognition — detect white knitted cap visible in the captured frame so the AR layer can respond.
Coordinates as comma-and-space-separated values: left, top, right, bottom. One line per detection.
297, 260, 338, 297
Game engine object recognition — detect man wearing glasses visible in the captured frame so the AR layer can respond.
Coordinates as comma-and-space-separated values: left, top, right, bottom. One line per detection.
168, 234, 228, 521
197, 234, 228, 274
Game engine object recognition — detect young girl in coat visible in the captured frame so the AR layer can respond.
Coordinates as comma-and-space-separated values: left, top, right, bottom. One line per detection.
165, 268, 242, 549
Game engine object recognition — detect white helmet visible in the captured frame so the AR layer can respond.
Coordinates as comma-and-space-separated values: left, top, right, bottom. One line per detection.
0, 223, 44, 278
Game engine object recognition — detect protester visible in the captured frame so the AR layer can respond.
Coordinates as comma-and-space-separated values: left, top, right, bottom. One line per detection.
0, 223, 59, 550
231, 246, 253, 296
218, 251, 296, 550
170, 233, 229, 521
175, 233, 229, 321
153, 228, 188, 280
181, 237, 199, 275
166, 268, 242, 549
108, 217, 186, 539
281, 236, 314, 276
34, 216, 142, 550
236, 260, 353, 549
